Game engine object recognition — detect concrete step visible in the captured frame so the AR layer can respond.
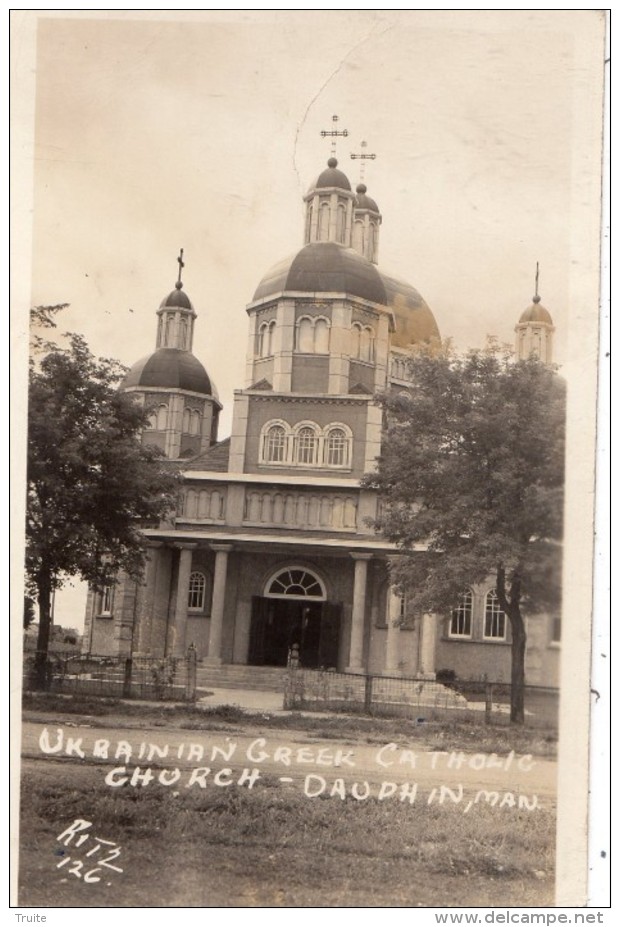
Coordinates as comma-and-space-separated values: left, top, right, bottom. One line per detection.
195, 664, 288, 692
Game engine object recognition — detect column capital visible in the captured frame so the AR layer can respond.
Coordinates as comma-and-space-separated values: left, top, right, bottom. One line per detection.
145, 540, 164, 550
173, 542, 198, 551
210, 543, 234, 554
350, 552, 373, 562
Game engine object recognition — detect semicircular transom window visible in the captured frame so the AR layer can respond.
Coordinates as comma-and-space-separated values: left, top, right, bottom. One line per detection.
266, 568, 325, 600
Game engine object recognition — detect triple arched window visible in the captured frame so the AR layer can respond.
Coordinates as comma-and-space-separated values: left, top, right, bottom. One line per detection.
296, 316, 330, 354
260, 420, 353, 469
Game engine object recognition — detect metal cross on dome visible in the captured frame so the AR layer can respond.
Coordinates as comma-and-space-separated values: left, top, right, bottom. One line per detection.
350, 141, 377, 182
320, 115, 349, 157
176, 248, 185, 288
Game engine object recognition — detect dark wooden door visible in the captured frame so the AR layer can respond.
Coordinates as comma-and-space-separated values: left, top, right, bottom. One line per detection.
248, 596, 269, 665
318, 602, 342, 669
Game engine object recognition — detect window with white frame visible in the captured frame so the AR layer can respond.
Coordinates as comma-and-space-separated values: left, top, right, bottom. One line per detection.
263, 424, 287, 463
188, 571, 207, 611
483, 590, 507, 640
449, 590, 473, 637
324, 427, 349, 467
295, 426, 319, 465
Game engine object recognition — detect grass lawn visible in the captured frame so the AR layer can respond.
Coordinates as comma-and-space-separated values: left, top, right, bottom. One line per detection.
18, 695, 556, 908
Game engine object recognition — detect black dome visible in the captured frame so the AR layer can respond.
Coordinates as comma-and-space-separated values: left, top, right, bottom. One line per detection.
122, 348, 215, 395
252, 242, 440, 347
311, 158, 351, 192
253, 243, 386, 305
159, 287, 194, 310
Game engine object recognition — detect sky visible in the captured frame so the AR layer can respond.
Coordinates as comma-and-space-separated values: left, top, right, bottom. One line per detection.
12, 10, 605, 631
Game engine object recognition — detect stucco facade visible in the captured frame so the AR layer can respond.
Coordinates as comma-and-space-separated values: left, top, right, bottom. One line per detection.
83, 157, 560, 688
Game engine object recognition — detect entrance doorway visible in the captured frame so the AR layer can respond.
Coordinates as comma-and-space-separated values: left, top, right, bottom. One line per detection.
248, 596, 341, 669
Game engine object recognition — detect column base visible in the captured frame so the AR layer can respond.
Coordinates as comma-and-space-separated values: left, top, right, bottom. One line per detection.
345, 665, 363, 675
417, 671, 436, 681
381, 668, 402, 677
204, 656, 223, 667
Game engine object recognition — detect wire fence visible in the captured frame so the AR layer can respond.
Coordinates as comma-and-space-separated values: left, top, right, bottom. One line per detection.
283, 665, 559, 731
22, 647, 198, 702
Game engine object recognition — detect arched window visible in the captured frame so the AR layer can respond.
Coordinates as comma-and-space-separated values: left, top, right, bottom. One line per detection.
165, 313, 174, 347
182, 408, 191, 433
350, 322, 361, 358
297, 317, 314, 352
265, 567, 326, 599
156, 317, 163, 348
188, 572, 207, 611
484, 591, 506, 640
353, 220, 364, 253
319, 202, 330, 240
360, 326, 371, 362
305, 203, 313, 243
190, 409, 201, 435
295, 426, 318, 465
324, 427, 349, 467
156, 404, 168, 431
314, 318, 330, 353
101, 584, 113, 616
179, 317, 188, 350
336, 204, 347, 244
264, 424, 287, 463
450, 590, 473, 637
257, 320, 276, 357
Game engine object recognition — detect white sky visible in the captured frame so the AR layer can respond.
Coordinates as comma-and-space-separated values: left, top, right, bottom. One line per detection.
13, 10, 605, 631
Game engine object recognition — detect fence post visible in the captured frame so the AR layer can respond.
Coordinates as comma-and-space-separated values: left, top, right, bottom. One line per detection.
485, 683, 493, 725
123, 658, 133, 698
364, 674, 374, 714
186, 644, 197, 702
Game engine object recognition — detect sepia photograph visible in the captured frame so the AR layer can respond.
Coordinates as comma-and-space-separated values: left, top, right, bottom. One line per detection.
11, 9, 607, 912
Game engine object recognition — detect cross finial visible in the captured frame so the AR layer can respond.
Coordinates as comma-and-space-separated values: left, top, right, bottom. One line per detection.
533, 261, 541, 303
176, 248, 185, 290
320, 114, 349, 157
350, 140, 377, 182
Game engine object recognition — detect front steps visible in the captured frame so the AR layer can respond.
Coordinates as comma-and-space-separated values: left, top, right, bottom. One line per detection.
195, 663, 289, 693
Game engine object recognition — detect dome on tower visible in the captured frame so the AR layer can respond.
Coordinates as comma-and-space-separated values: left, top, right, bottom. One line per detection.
160, 284, 194, 311
252, 241, 440, 347
122, 348, 217, 396
519, 297, 553, 325
311, 158, 352, 192
354, 183, 380, 213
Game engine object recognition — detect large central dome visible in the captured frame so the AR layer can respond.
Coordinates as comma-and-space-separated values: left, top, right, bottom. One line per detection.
252, 242, 440, 348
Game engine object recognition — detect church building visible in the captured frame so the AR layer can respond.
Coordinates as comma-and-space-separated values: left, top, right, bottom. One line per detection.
82, 154, 559, 688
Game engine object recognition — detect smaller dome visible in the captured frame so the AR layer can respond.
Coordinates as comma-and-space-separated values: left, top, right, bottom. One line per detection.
355, 183, 380, 213
122, 348, 215, 395
519, 298, 553, 325
311, 158, 351, 192
159, 285, 194, 311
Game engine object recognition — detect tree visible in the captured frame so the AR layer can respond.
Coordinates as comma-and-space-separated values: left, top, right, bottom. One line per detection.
363, 347, 565, 724
26, 330, 181, 688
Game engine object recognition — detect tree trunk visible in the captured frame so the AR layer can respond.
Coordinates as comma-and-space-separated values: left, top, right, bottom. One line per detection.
33, 573, 52, 691
508, 606, 527, 725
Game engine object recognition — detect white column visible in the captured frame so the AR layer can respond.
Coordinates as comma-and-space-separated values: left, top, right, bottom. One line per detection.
384, 591, 401, 675
171, 544, 196, 657
418, 612, 437, 679
346, 553, 372, 672
134, 542, 163, 655
206, 544, 233, 665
